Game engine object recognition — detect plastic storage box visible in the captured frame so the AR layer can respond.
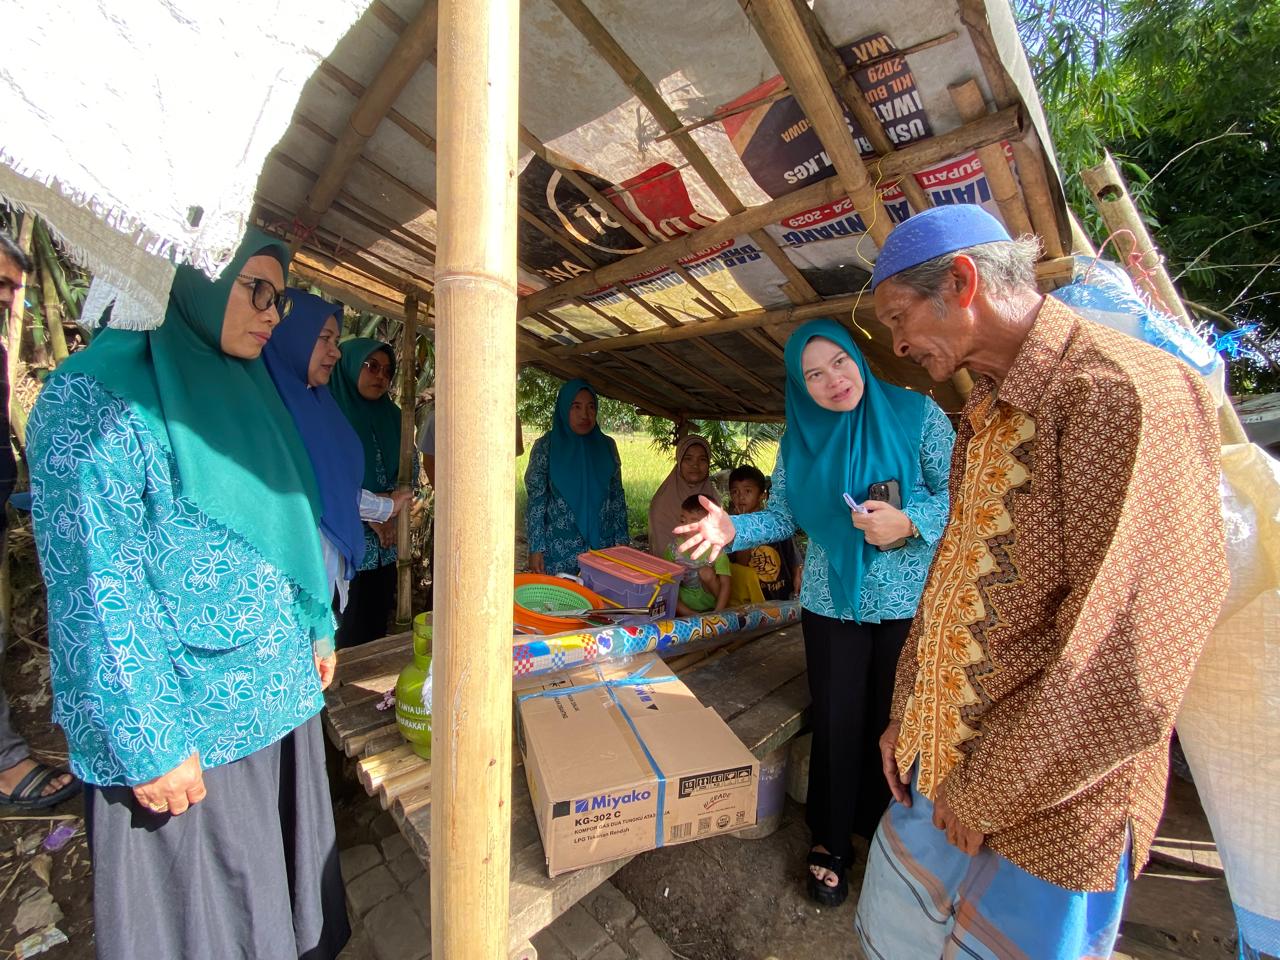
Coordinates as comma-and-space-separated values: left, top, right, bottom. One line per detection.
577, 546, 684, 620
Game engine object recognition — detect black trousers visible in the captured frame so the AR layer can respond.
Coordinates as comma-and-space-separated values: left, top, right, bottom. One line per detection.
336, 563, 397, 649
802, 608, 912, 861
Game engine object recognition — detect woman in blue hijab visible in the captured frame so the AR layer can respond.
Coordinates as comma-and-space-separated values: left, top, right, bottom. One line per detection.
674, 318, 955, 907
263, 291, 412, 658
524, 379, 629, 575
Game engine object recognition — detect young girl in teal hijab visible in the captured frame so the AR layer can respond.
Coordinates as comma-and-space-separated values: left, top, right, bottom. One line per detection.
26, 228, 349, 959
524, 379, 630, 575
672, 317, 955, 908
330, 337, 404, 647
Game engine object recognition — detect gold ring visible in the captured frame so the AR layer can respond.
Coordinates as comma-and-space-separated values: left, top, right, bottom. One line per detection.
150, 802, 169, 812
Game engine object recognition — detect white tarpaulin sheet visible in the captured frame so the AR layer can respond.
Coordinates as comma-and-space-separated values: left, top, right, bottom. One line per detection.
0, 0, 370, 328
1179, 443, 1280, 958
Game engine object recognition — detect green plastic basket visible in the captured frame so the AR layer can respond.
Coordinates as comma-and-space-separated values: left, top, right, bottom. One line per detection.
513, 582, 592, 615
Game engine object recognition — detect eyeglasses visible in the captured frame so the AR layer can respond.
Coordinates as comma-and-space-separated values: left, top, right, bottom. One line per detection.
361, 359, 392, 378
236, 275, 290, 317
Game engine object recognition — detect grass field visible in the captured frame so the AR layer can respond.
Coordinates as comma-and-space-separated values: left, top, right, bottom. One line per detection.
515, 432, 780, 541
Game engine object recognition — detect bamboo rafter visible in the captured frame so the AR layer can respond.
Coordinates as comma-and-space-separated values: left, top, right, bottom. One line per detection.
739, 0, 894, 245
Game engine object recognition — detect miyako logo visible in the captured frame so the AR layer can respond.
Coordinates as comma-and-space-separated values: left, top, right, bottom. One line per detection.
573, 788, 652, 814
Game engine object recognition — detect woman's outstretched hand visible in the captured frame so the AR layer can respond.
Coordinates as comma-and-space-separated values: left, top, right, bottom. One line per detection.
673, 495, 736, 562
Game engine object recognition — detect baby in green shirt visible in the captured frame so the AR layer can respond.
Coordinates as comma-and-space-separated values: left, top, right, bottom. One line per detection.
664, 495, 732, 615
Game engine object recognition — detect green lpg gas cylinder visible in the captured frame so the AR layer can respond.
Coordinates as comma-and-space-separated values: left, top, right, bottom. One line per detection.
396, 614, 433, 759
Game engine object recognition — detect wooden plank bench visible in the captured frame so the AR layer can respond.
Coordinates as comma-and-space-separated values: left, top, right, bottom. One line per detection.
323, 623, 810, 954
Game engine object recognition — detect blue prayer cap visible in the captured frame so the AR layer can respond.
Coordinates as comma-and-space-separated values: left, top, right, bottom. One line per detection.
871, 204, 1012, 290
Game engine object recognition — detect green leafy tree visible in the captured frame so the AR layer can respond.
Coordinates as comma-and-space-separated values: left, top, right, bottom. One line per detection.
1016, 0, 1280, 392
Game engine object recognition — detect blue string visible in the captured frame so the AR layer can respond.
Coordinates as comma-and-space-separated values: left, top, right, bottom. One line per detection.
518, 660, 674, 846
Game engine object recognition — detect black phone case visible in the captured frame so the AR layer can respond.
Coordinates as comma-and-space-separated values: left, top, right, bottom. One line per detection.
866, 479, 907, 550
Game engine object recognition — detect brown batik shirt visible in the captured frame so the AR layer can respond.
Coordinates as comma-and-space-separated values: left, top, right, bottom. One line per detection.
892, 296, 1228, 891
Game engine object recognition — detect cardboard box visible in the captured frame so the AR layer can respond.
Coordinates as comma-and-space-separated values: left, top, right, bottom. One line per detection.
515, 653, 759, 877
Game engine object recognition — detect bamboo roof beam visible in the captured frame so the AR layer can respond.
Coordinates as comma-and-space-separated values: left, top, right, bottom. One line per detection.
948, 80, 1034, 238
738, 0, 893, 246
749, 0, 933, 216
956, 0, 1066, 256
518, 335, 680, 419
295, 2, 439, 236
554, 292, 863, 357
547, 0, 823, 308
519, 106, 1023, 316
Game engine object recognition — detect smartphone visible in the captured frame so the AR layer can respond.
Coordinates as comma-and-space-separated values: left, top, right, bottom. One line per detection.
843, 492, 868, 515
866, 479, 907, 550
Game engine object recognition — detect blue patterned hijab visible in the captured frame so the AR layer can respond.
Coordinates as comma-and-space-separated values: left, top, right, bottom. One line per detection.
781, 319, 926, 614
263, 290, 367, 578
547, 379, 618, 548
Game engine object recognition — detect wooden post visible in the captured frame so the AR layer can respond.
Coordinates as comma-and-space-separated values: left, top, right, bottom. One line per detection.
1081, 152, 1248, 445
431, 0, 517, 956
395, 294, 419, 630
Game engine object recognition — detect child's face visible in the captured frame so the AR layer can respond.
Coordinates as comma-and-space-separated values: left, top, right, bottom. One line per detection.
729, 479, 763, 514
679, 508, 707, 528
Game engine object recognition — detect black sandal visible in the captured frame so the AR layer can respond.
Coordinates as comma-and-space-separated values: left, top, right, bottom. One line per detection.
806, 849, 849, 907
0, 761, 81, 810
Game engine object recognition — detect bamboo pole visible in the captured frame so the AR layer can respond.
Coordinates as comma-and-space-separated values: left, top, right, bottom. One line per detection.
431, 0, 517, 953
32, 221, 69, 365
520, 107, 1023, 317
1080, 152, 1248, 445
5, 217, 33, 448
752, 0, 934, 216
740, 0, 892, 245
395, 295, 419, 630
553, 293, 862, 356
948, 80, 1034, 238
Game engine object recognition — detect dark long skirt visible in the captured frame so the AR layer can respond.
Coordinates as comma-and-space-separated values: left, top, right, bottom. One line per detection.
85, 715, 350, 960
336, 562, 397, 649
802, 608, 912, 861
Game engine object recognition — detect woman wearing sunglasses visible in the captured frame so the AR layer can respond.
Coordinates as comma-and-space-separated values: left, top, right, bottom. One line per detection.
330, 338, 407, 647
25, 230, 350, 959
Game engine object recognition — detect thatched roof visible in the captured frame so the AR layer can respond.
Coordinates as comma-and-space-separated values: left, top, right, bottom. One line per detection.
254, 0, 1079, 419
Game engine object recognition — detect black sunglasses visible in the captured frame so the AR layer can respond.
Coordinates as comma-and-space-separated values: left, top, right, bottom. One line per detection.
236, 275, 290, 317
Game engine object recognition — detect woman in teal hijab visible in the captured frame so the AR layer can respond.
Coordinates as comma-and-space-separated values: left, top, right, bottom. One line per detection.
330, 337, 405, 647
524, 379, 629, 575
672, 318, 955, 908
26, 228, 349, 959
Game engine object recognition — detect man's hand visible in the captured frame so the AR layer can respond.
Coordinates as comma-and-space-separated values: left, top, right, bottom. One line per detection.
879, 721, 911, 806
853, 501, 913, 546
932, 791, 985, 855
315, 650, 337, 690
372, 519, 397, 548
132, 753, 206, 816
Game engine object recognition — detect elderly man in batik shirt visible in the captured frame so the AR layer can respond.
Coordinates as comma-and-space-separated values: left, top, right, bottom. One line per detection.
854, 204, 1228, 960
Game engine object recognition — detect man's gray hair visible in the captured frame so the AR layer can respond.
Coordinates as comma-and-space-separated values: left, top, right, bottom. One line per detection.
888, 236, 1042, 308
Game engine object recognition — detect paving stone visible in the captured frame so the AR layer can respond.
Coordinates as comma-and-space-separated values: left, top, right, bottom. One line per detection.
550, 904, 611, 960
583, 882, 637, 935
372, 810, 401, 838
337, 926, 376, 960
341, 844, 384, 882
627, 924, 673, 960
531, 929, 573, 960
404, 875, 430, 928
347, 864, 401, 917
389, 848, 425, 886
587, 944, 627, 960
381, 832, 411, 862
366, 893, 431, 960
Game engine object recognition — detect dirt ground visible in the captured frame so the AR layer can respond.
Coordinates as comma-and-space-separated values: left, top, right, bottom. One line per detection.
0, 519, 1244, 960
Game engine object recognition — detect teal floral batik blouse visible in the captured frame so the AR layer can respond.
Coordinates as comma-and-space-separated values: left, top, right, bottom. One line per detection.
26, 374, 328, 787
